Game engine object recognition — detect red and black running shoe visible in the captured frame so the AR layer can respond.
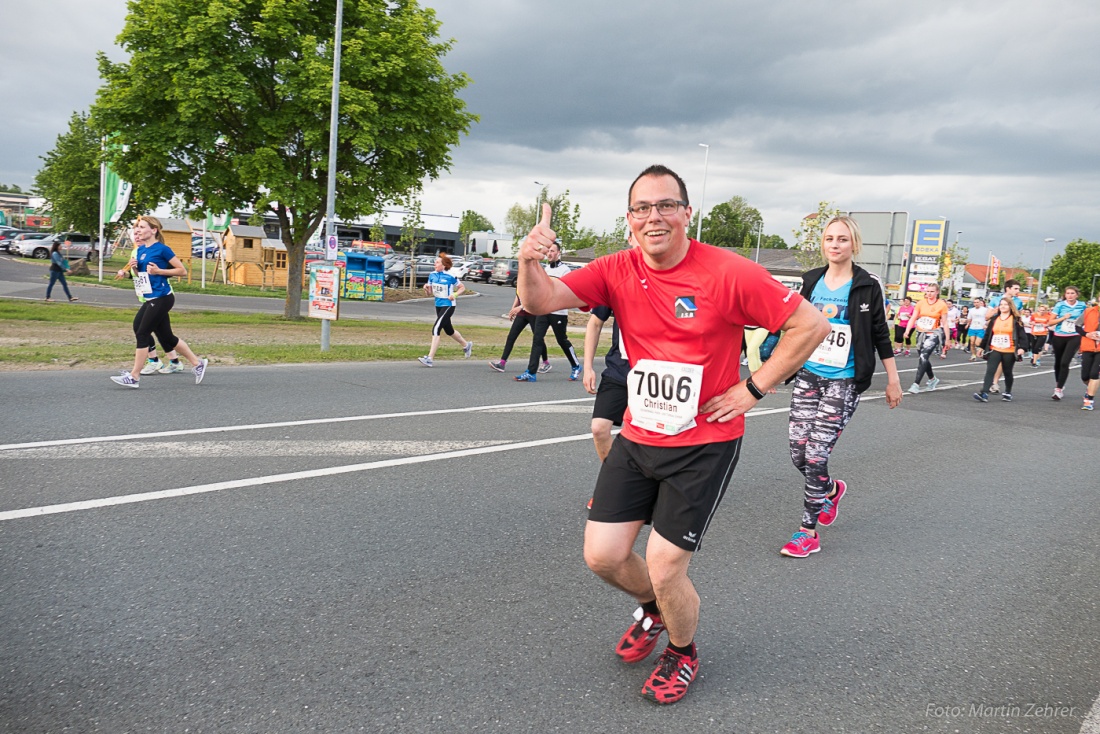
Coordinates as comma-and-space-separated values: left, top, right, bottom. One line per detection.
641, 648, 699, 704
614, 606, 665, 664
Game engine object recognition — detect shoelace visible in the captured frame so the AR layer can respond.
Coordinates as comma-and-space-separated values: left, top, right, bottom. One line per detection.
821, 497, 835, 513
790, 531, 812, 547
652, 650, 683, 681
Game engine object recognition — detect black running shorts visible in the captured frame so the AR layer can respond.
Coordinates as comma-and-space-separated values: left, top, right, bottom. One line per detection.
588, 435, 742, 552
591, 378, 628, 426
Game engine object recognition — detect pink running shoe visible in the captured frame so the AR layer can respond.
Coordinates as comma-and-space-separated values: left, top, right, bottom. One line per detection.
780, 530, 820, 558
817, 480, 846, 527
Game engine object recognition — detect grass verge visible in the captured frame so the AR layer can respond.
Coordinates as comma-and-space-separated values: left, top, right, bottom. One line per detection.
0, 300, 517, 370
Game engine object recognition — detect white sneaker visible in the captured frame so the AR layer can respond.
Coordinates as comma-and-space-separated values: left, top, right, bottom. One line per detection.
907, 383, 921, 395
192, 358, 208, 384
463, 341, 473, 359
140, 359, 163, 375
158, 361, 186, 374
110, 371, 139, 388
927, 377, 940, 391
418, 356, 433, 367
537, 361, 552, 374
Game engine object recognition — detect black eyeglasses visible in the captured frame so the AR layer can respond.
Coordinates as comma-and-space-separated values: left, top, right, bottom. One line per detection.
627, 200, 687, 219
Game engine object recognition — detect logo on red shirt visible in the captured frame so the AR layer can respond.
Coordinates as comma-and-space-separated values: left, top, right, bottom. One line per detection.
675, 296, 696, 319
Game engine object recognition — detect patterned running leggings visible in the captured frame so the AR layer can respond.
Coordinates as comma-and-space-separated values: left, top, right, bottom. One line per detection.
789, 369, 861, 530
914, 330, 944, 384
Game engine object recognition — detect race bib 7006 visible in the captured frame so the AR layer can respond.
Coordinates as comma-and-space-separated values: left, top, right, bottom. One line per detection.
628, 359, 703, 436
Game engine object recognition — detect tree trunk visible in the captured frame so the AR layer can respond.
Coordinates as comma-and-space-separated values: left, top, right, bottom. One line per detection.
284, 241, 304, 319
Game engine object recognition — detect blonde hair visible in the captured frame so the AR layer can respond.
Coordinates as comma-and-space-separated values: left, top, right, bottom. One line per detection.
819, 215, 862, 257
134, 215, 165, 243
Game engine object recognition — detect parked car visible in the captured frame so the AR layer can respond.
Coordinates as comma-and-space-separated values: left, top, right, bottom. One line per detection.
465, 258, 495, 282
0, 228, 28, 252
5, 232, 47, 254
384, 258, 434, 288
448, 260, 470, 279
16, 232, 103, 261
192, 243, 220, 258
488, 259, 520, 287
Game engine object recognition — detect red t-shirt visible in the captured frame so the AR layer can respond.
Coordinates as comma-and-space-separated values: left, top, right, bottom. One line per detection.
560, 241, 801, 447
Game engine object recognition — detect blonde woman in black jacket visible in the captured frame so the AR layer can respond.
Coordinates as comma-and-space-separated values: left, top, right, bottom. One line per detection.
781, 216, 902, 558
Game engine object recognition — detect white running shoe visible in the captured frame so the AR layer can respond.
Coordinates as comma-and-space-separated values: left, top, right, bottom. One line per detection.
418, 356, 433, 367
139, 359, 163, 375
158, 361, 186, 374
110, 371, 139, 388
926, 377, 940, 391
907, 383, 921, 395
193, 358, 208, 384
463, 341, 473, 359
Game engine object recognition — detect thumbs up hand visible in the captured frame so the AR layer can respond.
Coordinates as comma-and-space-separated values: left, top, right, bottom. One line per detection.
519, 203, 556, 262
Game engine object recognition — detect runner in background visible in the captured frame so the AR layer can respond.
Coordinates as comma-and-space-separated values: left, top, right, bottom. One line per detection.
943, 299, 960, 357
582, 305, 629, 463
781, 216, 902, 558
110, 216, 207, 388
973, 297, 1027, 402
120, 238, 183, 375
1030, 303, 1051, 367
1048, 286, 1086, 400
903, 283, 949, 393
1076, 300, 1100, 410
515, 241, 581, 383
987, 281, 1024, 393
893, 297, 914, 356
956, 305, 971, 352
417, 253, 473, 367
967, 297, 990, 361
488, 293, 548, 373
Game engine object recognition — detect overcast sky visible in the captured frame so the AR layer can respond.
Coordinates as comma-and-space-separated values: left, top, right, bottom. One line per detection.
3, 0, 1098, 266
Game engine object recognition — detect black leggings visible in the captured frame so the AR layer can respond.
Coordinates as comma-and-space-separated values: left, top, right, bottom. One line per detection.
1081, 351, 1100, 387
499, 312, 547, 362
982, 351, 1016, 393
133, 294, 179, 351
1051, 335, 1081, 389
527, 314, 578, 373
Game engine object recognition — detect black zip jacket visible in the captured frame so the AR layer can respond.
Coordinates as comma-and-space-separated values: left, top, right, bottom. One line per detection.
796, 264, 894, 394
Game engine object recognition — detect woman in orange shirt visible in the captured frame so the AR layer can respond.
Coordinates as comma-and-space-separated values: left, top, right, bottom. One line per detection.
1029, 303, 1052, 367
1077, 302, 1100, 410
973, 298, 1027, 402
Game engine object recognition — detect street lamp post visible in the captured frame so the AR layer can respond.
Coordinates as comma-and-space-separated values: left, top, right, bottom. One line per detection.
754, 221, 763, 263
696, 144, 709, 241
946, 231, 960, 299
533, 181, 546, 229
320, 0, 344, 352
1037, 237, 1054, 304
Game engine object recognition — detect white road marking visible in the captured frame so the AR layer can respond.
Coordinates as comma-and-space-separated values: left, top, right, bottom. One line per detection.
0, 433, 595, 522
0, 439, 509, 460
0, 368, 1060, 522
0, 397, 596, 452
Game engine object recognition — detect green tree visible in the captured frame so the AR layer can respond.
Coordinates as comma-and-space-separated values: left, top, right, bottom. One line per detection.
34, 112, 104, 236
1044, 239, 1100, 299
368, 216, 387, 245
502, 186, 582, 247
459, 209, 494, 246
0, 183, 25, 194
91, 0, 476, 318
699, 196, 763, 253
593, 216, 628, 258
760, 234, 789, 249
397, 195, 425, 288
792, 201, 842, 271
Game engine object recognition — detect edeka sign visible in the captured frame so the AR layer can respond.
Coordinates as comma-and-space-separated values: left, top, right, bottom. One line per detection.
906, 220, 947, 299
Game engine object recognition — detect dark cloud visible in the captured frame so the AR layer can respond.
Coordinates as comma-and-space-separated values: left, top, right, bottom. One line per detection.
3, 0, 1097, 264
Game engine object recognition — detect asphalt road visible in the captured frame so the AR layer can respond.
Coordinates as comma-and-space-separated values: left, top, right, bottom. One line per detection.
1, 350, 1098, 733
0, 253, 522, 328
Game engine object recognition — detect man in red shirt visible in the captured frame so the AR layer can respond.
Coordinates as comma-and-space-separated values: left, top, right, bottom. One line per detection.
518, 164, 828, 704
